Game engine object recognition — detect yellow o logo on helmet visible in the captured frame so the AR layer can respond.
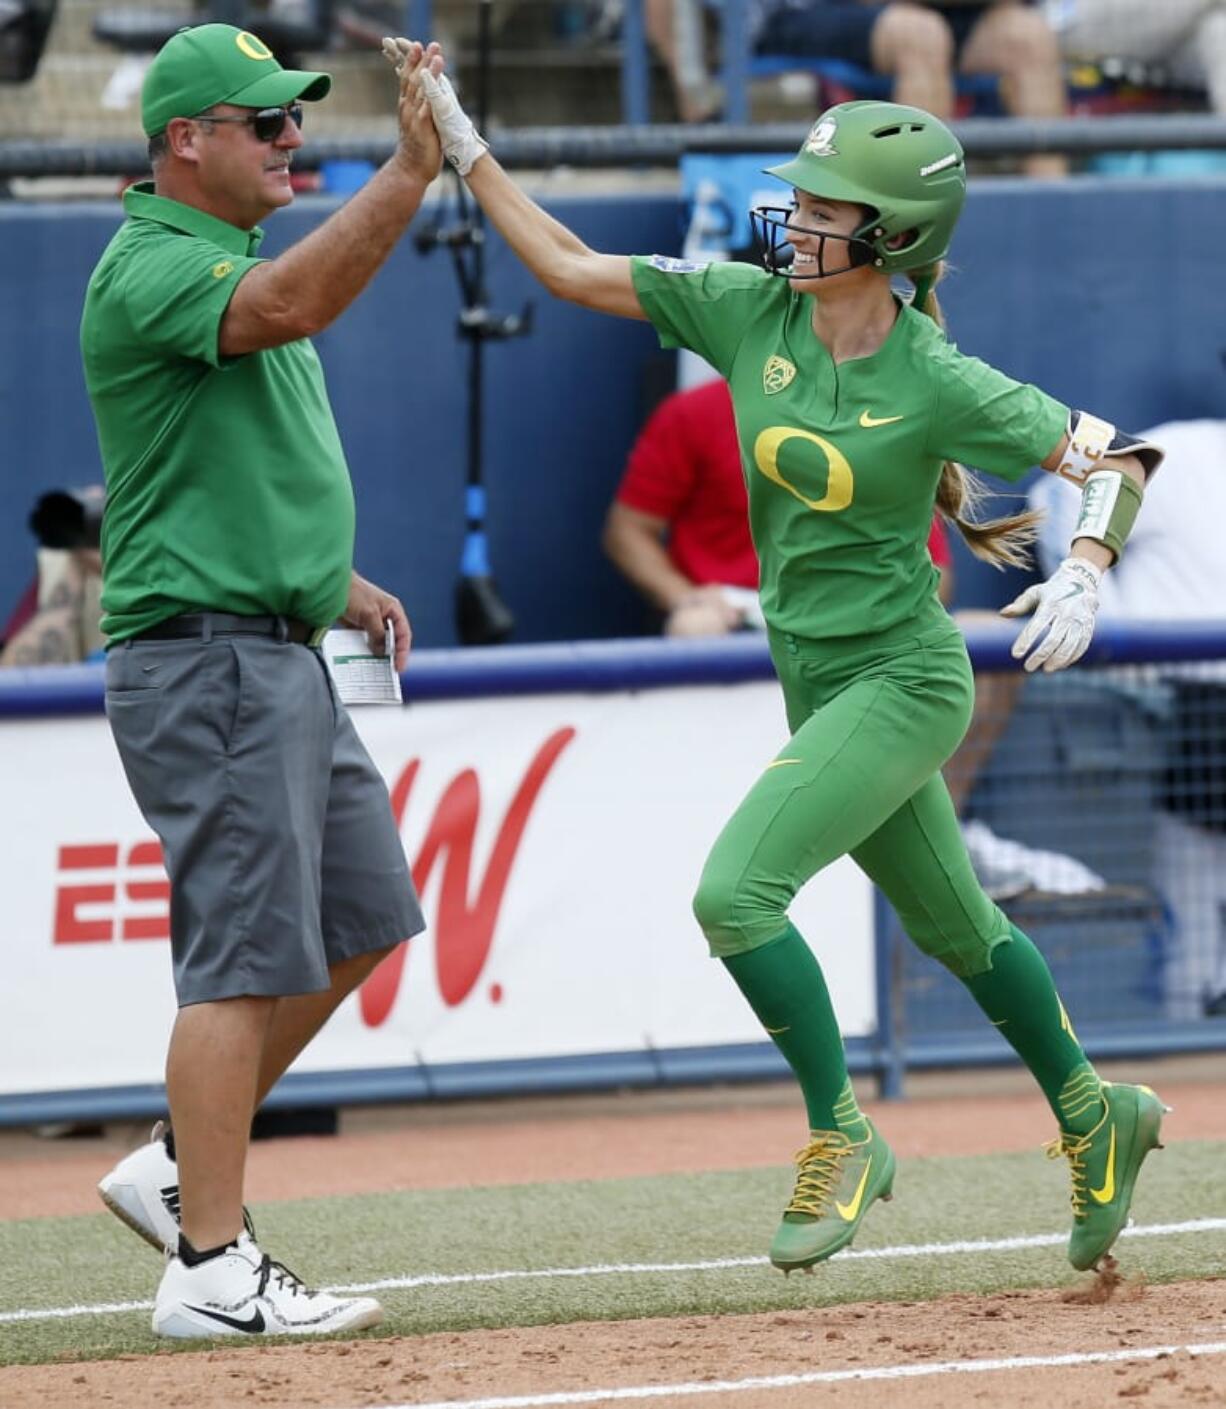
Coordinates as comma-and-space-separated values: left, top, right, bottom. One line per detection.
235, 31, 274, 61
754, 427, 853, 512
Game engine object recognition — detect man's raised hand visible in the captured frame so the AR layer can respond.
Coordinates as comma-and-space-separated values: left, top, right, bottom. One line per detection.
381, 37, 445, 182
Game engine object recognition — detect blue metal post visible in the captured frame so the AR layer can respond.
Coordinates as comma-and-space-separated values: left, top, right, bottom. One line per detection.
721, 0, 749, 125
621, 0, 650, 125
873, 887, 905, 1099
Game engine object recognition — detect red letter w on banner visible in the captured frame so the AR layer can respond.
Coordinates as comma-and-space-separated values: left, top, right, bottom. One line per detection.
359, 727, 576, 1027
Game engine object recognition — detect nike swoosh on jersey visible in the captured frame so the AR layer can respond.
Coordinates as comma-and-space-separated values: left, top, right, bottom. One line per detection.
859, 411, 904, 428
1089, 1125, 1116, 1204
835, 1159, 873, 1221
185, 1303, 266, 1333
766, 758, 804, 770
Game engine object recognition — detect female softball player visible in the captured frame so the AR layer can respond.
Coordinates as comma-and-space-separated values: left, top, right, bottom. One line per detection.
396, 44, 1166, 1275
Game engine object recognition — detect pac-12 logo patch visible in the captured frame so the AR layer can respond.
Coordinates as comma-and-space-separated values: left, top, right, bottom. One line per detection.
211, 260, 235, 279
804, 118, 838, 158
647, 255, 707, 275
763, 355, 796, 395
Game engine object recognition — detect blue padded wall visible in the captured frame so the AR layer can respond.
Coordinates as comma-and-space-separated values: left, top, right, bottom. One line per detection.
1, 177, 1224, 643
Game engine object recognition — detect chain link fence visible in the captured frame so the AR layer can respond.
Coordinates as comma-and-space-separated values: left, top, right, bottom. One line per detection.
894, 646, 1226, 1069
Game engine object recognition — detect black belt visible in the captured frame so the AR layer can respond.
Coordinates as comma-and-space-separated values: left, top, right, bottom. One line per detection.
136, 613, 325, 645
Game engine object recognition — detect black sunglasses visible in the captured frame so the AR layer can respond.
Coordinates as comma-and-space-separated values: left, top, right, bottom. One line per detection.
194, 103, 304, 142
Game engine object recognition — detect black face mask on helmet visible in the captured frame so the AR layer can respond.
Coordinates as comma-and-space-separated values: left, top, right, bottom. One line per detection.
750, 205, 882, 280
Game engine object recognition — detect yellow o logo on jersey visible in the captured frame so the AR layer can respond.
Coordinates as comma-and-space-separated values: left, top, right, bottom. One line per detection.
754, 427, 853, 512
236, 31, 275, 60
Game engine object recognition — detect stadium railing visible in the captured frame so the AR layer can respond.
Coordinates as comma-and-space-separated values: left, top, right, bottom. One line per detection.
5, 112, 1225, 179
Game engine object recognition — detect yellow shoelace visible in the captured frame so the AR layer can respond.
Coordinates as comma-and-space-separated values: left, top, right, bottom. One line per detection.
1045, 1133, 1091, 1219
785, 1135, 855, 1219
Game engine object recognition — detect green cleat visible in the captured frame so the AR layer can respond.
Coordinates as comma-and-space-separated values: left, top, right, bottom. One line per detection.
768, 1121, 895, 1273
1046, 1082, 1168, 1272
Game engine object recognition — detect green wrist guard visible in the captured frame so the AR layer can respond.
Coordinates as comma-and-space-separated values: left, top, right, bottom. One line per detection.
1073, 469, 1143, 562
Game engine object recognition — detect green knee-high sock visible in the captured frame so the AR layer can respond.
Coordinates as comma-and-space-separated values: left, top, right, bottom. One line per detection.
961, 924, 1105, 1134
722, 923, 868, 1139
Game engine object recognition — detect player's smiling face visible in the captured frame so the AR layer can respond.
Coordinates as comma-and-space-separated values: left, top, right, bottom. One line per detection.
785, 192, 870, 292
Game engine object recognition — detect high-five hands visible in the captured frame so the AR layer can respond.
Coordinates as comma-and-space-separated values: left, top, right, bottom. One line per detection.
381, 38, 489, 177
1000, 556, 1102, 673
417, 68, 489, 175
381, 37, 445, 182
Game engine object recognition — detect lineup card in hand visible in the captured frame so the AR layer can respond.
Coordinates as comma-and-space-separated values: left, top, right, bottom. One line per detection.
321, 621, 403, 705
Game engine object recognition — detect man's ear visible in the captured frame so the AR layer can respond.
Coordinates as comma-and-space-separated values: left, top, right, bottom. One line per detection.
165, 117, 201, 163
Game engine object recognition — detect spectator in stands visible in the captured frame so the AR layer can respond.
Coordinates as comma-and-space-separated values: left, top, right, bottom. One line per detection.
0, 486, 106, 668
1030, 418, 1226, 1019
1043, 0, 1226, 114
604, 375, 952, 635
646, 0, 725, 122
752, 1, 1069, 176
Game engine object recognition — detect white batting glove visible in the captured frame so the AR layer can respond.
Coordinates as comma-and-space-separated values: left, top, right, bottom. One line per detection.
1000, 557, 1102, 674
417, 68, 488, 176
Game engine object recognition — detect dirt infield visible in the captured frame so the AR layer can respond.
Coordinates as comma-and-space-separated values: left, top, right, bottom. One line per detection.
2, 1059, 1225, 1408
6, 1280, 1226, 1408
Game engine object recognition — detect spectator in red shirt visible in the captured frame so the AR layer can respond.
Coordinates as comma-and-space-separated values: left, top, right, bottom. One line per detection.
603, 377, 952, 636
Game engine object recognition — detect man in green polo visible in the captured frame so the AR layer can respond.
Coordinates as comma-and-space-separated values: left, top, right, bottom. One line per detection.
83, 25, 441, 1339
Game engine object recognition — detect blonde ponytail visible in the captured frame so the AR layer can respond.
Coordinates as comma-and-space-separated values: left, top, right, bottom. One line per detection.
907, 263, 1042, 571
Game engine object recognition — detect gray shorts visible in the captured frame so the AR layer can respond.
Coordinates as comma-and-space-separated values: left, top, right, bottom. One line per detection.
105, 633, 424, 1006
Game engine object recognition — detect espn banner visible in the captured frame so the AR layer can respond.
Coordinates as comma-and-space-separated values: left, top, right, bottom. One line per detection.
0, 681, 873, 1100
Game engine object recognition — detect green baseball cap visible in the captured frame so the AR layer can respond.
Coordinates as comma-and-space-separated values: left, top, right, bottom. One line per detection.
141, 23, 331, 137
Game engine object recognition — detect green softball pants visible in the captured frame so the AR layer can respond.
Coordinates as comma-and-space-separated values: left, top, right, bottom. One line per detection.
692, 611, 1011, 978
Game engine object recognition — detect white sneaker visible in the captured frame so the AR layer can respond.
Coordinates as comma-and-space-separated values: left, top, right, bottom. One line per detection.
961, 819, 1107, 901
153, 1232, 383, 1338
98, 1121, 180, 1253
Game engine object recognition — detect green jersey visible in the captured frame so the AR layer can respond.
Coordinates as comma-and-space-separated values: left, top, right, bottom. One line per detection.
631, 257, 1068, 640
81, 184, 355, 642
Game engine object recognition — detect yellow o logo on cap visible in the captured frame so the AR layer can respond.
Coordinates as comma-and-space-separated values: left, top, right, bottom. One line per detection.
235, 31, 274, 60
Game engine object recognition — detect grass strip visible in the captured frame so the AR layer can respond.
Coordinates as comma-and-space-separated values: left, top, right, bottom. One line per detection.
0, 1138, 1222, 1367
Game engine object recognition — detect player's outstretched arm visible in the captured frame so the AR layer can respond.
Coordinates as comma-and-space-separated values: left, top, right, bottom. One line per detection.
396, 49, 645, 320
467, 155, 645, 318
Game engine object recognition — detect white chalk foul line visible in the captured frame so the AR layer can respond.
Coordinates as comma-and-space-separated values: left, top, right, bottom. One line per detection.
3, 1216, 1224, 1326
364, 1341, 1226, 1409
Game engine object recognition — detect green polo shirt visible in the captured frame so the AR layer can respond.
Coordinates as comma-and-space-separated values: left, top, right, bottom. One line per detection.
632, 257, 1068, 640
81, 184, 355, 641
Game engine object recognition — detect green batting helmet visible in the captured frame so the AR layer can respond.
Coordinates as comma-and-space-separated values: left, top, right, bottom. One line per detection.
765, 101, 966, 272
